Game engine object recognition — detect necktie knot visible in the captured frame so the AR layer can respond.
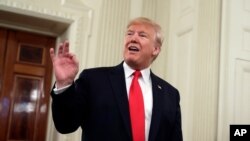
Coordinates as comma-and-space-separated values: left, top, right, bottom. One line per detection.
133, 70, 141, 79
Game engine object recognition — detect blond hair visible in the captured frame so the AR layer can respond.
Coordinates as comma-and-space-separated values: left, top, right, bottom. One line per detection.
126, 17, 163, 47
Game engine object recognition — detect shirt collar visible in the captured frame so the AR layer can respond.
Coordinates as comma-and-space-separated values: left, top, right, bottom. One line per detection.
123, 62, 151, 82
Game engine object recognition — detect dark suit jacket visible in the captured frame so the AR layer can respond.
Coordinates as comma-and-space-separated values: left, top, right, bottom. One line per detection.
51, 63, 183, 141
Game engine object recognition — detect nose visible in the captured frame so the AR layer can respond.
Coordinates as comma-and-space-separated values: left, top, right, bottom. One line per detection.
130, 34, 138, 43
131, 38, 137, 43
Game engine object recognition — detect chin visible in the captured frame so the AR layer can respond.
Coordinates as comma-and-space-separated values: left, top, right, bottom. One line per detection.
124, 56, 136, 63
125, 59, 140, 68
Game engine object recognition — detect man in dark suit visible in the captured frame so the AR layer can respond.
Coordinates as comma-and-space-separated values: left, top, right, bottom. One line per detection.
50, 17, 183, 141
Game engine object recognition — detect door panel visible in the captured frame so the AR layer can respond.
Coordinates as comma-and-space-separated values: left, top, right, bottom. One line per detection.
8, 75, 42, 140
0, 28, 8, 141
0, 29, 7, 96
0, 28, 55, 141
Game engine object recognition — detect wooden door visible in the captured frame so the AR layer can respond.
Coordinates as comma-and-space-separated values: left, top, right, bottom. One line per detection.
0, 28, 55, 141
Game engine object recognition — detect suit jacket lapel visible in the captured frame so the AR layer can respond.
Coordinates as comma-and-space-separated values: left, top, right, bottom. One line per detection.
109, 64, 165, 141
109, 63, 132, 139
148, 72, 164, 141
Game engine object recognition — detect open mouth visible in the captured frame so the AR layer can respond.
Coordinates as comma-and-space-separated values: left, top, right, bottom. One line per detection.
128, 46, 139, 52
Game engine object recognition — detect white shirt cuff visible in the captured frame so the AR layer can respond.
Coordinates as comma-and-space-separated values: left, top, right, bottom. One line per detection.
53, 84, 72, 94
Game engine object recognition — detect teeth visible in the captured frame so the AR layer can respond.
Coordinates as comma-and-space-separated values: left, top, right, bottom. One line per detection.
128, 46, 139, 51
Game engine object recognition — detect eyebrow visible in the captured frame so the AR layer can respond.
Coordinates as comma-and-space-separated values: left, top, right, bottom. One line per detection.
126, 30, 149, 35
126, 30, 134, 33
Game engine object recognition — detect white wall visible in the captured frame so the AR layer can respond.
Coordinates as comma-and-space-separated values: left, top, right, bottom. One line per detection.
167, 0, 220, 140
218, 0, 250, 140
1, 0, 249, 141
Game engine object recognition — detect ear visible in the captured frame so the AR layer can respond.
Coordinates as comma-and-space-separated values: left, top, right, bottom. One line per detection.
152, 46, 161, 56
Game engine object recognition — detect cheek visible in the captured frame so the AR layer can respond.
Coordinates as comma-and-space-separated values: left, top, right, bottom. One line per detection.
123, 47, 130, 58
123, 48, 127, 58
123, 40, 128, 52
144, 44, 156, 54
124, 37, 130, 45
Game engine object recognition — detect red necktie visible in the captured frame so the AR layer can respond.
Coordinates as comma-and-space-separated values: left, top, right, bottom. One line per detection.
129, 70, 145, 141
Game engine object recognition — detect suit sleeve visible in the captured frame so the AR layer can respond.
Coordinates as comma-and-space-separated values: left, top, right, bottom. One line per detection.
51, 71, 88, 134
171, 90, 183, 141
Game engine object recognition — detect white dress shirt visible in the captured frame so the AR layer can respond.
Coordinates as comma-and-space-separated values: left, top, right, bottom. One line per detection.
123, 62, 153, 141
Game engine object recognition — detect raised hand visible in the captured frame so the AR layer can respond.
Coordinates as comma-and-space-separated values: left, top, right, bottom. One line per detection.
50, 41, 79, 88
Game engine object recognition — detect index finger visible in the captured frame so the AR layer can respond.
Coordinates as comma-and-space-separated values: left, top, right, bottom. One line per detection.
49, 48, 55, 62
63, 40, 70, 54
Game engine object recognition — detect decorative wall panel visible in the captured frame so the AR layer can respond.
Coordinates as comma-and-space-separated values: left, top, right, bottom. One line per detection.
234, 60, 250, 123
218, 0, 250, 141
96, 0, 130, 66
168, 0, 221, 141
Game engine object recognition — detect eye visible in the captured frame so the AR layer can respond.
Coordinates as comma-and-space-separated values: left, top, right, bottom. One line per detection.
126, 31, 134, 36
139, 33, 148, 38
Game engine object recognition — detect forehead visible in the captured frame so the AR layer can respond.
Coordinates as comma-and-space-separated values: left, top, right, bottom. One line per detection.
127, 23, 155, 33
